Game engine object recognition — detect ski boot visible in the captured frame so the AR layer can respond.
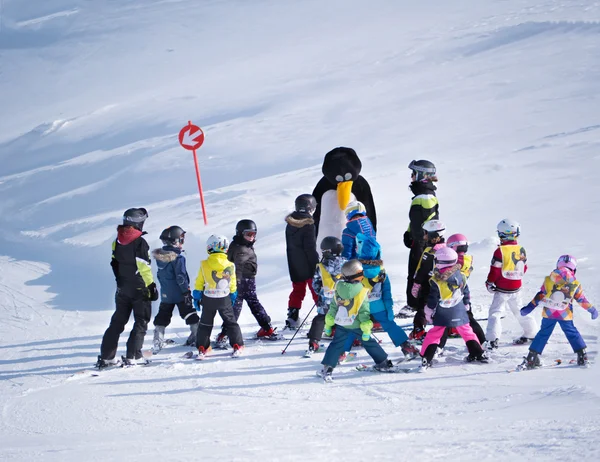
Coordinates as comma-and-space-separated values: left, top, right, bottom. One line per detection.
152, 325, 166, 354
487, 338, 499, 350
286, 308, 300, 329
352, 338, 362, 348
372, 322, 384, 332
214, 332, 229, 350
400, 341, 419, 360
420, 357, 432, 370
256, 324, 275, 338
395, 305, 415, 319
576, 348, 589, 367
448, 327, 460, 339
231, 344, 244, 358
373, 359, 394, 372
184, 323, 199, 347
318, 365, 334, 382
466, 352, 490, 364
196, 345, 212, 360
121, 356, 149, 367
409, 327, 426, 342
95, 355, 120, 369
304, 341, 319, 358
513, 336, 534, 345
523, 350, 541, 369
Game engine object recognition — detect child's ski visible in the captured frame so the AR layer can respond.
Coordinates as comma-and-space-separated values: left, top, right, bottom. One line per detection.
355, 363, 422, 374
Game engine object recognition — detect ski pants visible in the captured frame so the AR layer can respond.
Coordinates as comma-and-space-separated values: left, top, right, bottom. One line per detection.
221, 278, 271, 335
371, 310, 409, 347
154, 299, 199, 327
196, 296, 243, 349
439, 310, 486, 349
486, 290, 537, 341
412, 286, 429, 331
101, 289, 151, 360
308, 312, 327, 344
406, 240, 425, 308
421, 324, 481, 361
288, 279, 318, 309
530, 318, 586, 354
322, 325, 387, 369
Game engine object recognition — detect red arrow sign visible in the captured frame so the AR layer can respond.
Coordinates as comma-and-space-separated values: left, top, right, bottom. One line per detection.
178, 123, 204, 151
178, 121, 208, 225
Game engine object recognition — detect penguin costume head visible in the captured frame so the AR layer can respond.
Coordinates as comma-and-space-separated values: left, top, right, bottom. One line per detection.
311, 147, 377, 241
322, 147, 362, 211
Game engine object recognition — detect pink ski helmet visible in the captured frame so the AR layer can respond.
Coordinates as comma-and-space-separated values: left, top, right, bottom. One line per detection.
447, 233, 469, 254
434, 247, 458, 270
556, 254, 577, 272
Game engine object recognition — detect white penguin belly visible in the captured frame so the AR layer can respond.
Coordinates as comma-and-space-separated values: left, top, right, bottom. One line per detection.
316, 189, 356, 249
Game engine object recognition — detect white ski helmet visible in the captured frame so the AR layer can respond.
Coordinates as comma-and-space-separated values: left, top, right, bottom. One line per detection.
206, 235, 229, 254
422, 219, 446, 239
497, 219, 520, 240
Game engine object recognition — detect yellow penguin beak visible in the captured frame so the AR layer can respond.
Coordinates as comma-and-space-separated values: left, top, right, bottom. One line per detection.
337, 180, 353, 210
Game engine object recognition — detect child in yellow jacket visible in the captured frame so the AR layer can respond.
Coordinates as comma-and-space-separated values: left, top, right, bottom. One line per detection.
193, 235, 244, 358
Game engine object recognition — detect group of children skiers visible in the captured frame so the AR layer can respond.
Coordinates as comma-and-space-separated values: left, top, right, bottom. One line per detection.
97, 160, 597, 378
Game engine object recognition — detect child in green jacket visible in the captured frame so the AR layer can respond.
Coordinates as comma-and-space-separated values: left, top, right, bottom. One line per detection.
319, 260, 392, 381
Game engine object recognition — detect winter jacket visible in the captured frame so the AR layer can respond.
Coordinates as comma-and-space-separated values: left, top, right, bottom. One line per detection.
110, 226, 154, 297
405, 181, 439, 245
527, 268, 595, 321
194, 252, 237, 299
486, 240, 527, 293
458, 253, 474, 279
153, 245, 190, 303
341, 215, 375, 260
285, 212, 319, 282
355, 233, 392, 316
426, 264, 470, 328
325, 280, 372, 333
228, 235, 258, 280
313, 255, 346, 314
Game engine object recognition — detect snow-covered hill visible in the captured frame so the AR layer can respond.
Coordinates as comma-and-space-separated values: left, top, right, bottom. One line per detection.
1, 1, 600, 460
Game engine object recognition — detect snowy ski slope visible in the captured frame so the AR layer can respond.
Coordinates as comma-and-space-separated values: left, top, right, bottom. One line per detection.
1, 1, 600, 460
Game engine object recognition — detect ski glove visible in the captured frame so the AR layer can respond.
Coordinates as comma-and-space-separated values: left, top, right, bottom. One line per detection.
485, 281, 496, 294
520, 303, 535, 316
146, 282, 159, 302
589, 307, 598, 320
324, 314, 336, 330
183, 290, 192, 306
424, 306, 434, 324
192, 290, 203, 311
411, 283, 421, 299
230, 291, 237, 306
403, 231, 413, 249
359, 320, 373, 342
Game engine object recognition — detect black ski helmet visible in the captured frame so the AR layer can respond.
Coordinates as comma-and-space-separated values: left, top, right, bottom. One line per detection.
160, 225, 186, 246
295, 194, 317, 215
235, 219, 258, 237
320, 236, 344, 256
122, 207, 148, 230
408, 160, 437, 182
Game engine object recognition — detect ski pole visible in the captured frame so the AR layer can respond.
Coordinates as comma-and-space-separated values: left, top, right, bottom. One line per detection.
281, 303, 316, 355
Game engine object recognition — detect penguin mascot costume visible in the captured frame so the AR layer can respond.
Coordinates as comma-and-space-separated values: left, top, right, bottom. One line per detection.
312, 147, 377, 248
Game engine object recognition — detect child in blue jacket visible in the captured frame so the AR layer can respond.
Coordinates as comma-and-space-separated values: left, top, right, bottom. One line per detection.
151, 226, 199, 353
341, 201, 375, 260
356, 233, 419, 359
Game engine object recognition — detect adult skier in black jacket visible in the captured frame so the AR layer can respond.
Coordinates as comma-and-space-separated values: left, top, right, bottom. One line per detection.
399, 160, 439, 318
285, 194, 319, 328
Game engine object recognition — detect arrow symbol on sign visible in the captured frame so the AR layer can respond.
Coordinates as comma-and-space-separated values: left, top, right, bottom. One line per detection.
181, 127, 204, 148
